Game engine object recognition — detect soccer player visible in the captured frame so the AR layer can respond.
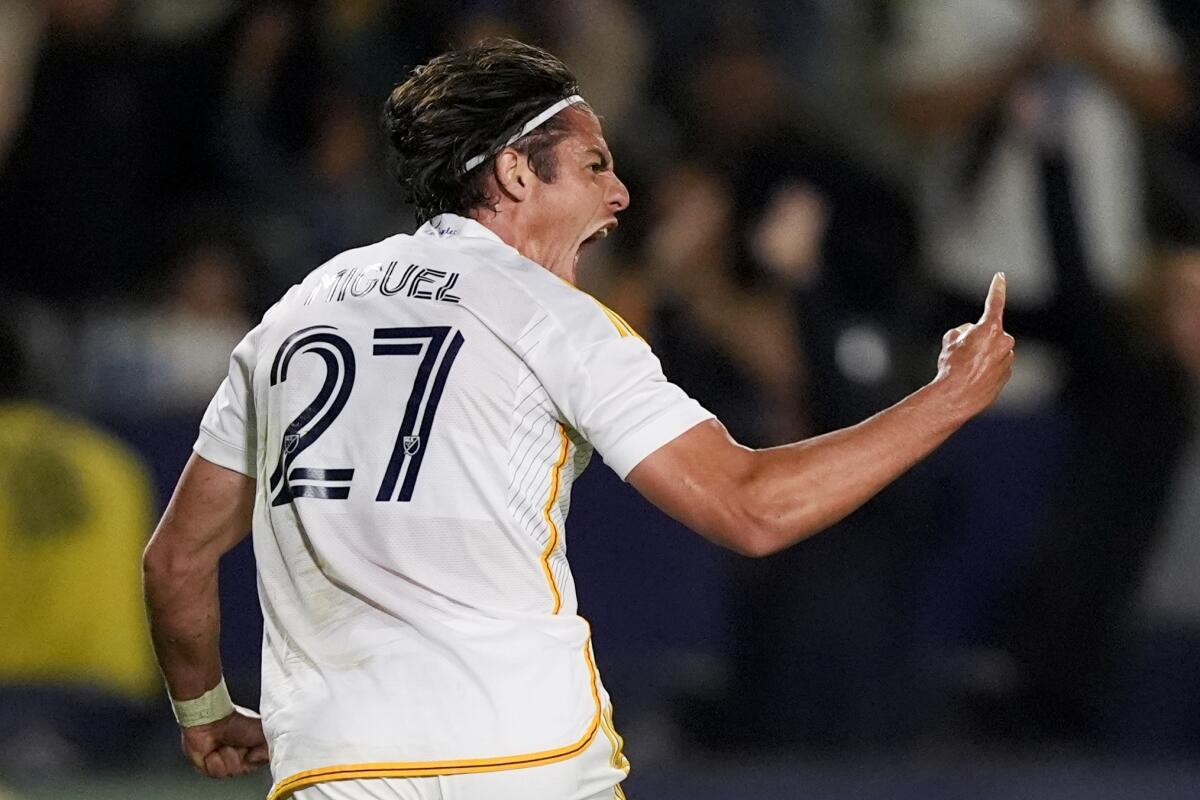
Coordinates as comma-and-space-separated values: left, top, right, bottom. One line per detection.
143, 39, 1014, 800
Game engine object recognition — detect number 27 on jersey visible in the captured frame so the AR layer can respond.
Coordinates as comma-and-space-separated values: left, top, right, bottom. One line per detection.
266, 325, 465, 506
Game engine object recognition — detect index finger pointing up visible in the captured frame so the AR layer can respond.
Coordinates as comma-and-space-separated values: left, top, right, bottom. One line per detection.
979, 272, 1007, 326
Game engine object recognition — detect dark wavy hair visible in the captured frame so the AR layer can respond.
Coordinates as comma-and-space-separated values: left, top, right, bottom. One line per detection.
383, 39, 582, 223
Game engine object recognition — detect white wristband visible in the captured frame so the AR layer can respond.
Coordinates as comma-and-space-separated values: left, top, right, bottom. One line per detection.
171, 677, 236, 728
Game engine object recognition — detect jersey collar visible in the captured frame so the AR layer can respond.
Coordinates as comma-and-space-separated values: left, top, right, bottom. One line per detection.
418, 213, 505, 246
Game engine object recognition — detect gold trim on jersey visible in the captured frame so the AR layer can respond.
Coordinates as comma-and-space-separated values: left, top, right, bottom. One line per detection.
266, 635, 604, 800
540, 423, 571, 614
593, 299, 643, 341
599, 703, 630, 776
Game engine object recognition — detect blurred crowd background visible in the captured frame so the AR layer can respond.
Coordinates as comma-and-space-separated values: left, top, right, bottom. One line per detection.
3, 0, 1200, 797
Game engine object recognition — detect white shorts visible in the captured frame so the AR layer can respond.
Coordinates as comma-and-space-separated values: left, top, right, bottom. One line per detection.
291, 719, 630, 800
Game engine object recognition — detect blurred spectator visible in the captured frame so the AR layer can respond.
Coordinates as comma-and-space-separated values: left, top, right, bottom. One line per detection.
1140, 247, 1200, 614
677, 41, 917, 329
316, 0, 450, 104
597, 163, 821, 747
1145, 0, 1200, 241
217, 3, 328, 196
0, 0, 41, 164
0, 318, 159, 773
440, 0, 651, 154
79, 231, 254, 417
542, 0, 650, 143
889, 0, 1185, 313
761, 0, 903, 166
129, 0, 238, 43
887, 0, 1190, 740
604, 41, 924, 748
0, 0, 213, 311
600, 96, 925, 747
218, 6, 402, 293
260, 93, 401, 291
636, 0, 904, 170
607, 163, 808, 447
1120, 245, 1200, 750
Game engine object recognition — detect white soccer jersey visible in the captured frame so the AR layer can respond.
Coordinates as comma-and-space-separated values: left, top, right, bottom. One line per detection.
194, 214, 712, 799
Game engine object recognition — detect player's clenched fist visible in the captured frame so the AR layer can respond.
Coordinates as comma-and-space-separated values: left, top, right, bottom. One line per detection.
181, 708, 270, 779
933, 272, 1015, 419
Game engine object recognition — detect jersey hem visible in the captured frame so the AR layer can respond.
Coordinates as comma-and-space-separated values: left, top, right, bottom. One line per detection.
604, 405, 715, 480
193, 429, 255, 477
266, 634, 603, 800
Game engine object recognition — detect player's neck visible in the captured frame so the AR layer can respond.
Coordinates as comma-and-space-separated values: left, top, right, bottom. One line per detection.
471, 210, 579, 286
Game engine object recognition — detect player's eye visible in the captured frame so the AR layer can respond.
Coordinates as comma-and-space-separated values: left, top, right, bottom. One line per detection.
590, 161, 607, 173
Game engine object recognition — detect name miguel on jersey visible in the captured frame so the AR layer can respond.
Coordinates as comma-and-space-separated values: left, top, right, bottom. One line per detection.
303, 261, 461, 306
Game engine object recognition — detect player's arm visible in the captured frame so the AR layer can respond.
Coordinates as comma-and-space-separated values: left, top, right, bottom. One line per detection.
142, 453, 268, 778
629, 274, 1014, 557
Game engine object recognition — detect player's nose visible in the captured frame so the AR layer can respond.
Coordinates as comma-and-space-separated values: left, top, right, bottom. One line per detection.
608, 173, 630, 213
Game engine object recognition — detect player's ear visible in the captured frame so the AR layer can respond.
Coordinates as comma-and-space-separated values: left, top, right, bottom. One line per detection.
493, 148, 531, 202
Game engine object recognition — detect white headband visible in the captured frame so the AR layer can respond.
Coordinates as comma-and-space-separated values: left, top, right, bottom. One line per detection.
463, 94, 584, 173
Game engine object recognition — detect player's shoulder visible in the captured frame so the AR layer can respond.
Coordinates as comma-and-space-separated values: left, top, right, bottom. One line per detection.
249, 217, 638, 354
412, 215, 639, 350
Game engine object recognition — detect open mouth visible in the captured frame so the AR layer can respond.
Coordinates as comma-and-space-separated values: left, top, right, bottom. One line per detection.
582, 222, 618, 247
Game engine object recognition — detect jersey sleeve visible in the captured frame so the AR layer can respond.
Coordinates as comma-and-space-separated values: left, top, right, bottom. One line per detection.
518, 300, 714, 480
194, 325, 259, 477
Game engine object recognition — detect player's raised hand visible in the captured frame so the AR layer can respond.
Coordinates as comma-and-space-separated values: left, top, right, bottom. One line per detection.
181, 707, 270, 779
978, 270, 1007, 326
933, 272, 1015, 419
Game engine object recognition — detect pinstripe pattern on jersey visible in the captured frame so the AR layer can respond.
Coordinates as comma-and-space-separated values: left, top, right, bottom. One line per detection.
505, 314, 579, 614
504, 373, 560, 510
266, 635, 605, 799
503, 378, 571, 612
